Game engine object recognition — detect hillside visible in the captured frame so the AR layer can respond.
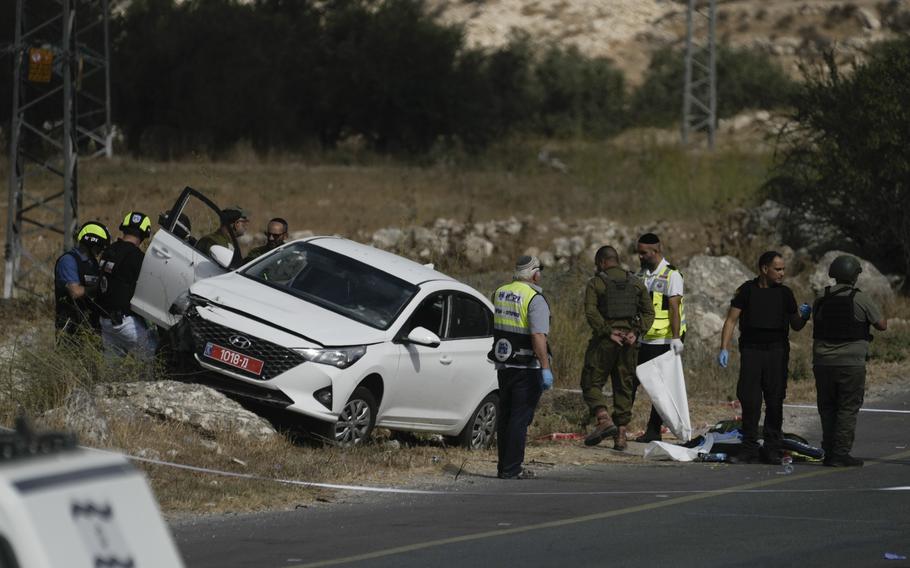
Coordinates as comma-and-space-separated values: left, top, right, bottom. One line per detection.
426, 0, 909, 83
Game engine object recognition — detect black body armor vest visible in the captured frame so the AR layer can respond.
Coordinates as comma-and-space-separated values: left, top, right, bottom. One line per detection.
54, 249, 100, 332
813, 286, 871, 342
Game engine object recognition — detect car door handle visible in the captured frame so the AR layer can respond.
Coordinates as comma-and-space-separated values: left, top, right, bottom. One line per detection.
439, 355, 453, 365
151, 246, 172, 259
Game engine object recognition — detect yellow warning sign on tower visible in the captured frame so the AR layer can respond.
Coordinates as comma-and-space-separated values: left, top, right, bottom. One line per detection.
28, 48, 54, 83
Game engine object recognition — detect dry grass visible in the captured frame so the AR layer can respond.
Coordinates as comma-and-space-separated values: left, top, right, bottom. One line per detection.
0, 139, 768, 291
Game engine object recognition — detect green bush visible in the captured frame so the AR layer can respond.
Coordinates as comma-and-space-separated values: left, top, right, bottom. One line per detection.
531, 45, 626, 138
764, 38, 910, 277
630, 45, 797, 127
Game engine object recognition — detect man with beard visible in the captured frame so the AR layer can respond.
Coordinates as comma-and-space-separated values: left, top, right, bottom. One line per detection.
718, 251, 811, 464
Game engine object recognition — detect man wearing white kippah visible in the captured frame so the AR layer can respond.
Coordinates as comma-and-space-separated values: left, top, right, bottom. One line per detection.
489, 255, 552, 479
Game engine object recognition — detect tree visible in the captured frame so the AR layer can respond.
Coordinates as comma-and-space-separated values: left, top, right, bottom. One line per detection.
764, 38, 910, 277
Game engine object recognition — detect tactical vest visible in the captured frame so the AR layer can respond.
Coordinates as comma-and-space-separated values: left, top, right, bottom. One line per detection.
97, 240, 140, 316
596, 271, 638, 320
740, 280, 788, 332
641, 264, 686, 341
489, 281, 546, 366
813, 286, 871, 342
54, 249, 100, 332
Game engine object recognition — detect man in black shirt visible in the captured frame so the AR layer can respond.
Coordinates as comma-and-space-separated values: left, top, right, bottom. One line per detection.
98, 212, 156, 361
717, 251, 811, 464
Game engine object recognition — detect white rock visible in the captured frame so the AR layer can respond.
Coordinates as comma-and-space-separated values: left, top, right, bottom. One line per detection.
539, 251, 557, 268
855, 7, 881, 30
463, 234, 494, 266
372, 228, 404, 251
684, 255, 755, 307
569, 236, 586, 256
552, 237, 572, 259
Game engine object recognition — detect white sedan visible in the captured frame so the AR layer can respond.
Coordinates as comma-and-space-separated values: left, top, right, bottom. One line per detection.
131, 188, 499, 448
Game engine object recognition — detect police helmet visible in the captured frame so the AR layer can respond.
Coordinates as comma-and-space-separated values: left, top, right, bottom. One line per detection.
76, 221, 111, 251
828, 254, 862, 284
119, 211, 152, 240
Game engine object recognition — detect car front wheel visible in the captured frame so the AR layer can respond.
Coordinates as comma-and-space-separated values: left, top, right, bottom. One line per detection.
455, 393, 498, 450
332, 387, 377, 446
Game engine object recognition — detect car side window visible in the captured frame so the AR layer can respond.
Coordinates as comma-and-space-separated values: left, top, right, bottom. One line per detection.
404, 293, 446, 337
447, 294, 492, 339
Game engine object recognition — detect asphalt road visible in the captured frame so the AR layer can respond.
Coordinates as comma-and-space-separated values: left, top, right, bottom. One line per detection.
173, 394, 910, 568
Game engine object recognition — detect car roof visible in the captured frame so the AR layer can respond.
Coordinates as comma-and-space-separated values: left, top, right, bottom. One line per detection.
303, 236, 457, 286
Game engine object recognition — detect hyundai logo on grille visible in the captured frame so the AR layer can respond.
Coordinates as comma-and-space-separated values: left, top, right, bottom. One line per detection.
229, 335, 252, 349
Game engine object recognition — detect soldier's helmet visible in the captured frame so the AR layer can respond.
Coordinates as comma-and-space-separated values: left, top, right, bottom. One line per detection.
828, 254, 862, 284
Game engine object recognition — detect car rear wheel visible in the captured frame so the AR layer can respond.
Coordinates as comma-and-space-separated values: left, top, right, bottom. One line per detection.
455, 393, 498, 450
332, 387, 377, 446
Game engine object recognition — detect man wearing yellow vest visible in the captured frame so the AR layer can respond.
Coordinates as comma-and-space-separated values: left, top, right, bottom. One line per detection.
489, 255, 552, 479
633, 233, 686, 443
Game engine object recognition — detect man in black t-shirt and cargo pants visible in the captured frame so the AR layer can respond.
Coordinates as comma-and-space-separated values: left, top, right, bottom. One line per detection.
98, 212, 156, 362
718, 251, 811, 464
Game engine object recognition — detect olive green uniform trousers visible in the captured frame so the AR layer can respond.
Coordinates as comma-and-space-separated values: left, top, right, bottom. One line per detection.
580, 336, 638, 426
814, 365, 865, 456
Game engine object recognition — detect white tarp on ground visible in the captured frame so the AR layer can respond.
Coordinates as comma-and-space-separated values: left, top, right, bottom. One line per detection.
643, 431, 743, 461
636, 351, 692, 442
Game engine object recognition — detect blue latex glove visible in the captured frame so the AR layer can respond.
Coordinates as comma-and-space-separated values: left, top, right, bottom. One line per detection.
718, 349, 729, 368
541, 368, 554, 391
799, 303, 812, 320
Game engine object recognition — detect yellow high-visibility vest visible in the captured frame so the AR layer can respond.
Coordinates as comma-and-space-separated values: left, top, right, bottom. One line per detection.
491, 281, 539, 364
641, 265, 686, 341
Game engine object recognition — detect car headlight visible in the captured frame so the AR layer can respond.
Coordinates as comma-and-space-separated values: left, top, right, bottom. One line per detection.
294, 346, 366, 369
169, 290, 192, 315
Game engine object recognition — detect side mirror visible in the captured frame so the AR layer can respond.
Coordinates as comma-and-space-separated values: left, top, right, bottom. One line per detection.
405, 326, 441, 348
209, 245, 233, 269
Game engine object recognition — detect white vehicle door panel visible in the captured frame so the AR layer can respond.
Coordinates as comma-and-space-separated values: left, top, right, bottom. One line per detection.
131, 187, 230, 328
132, 229, 200, 328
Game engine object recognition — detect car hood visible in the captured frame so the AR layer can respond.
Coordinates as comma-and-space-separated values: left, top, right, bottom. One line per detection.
189, 272, 391, 347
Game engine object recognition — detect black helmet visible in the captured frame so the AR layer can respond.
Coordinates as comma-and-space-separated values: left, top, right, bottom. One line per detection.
828, 254, 862, 284
76, 221, 111, 251
119, 211, 152, 239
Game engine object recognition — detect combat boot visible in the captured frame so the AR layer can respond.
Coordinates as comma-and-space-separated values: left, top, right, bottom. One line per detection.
824, 454, 864, 467
613, 426, 628, 451
584, 413, 618, 447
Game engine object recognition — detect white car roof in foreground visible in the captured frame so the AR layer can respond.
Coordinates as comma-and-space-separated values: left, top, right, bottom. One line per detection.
303, 236, 456, 286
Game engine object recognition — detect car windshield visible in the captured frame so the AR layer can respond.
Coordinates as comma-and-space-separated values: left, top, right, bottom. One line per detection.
241, 242, 418, 330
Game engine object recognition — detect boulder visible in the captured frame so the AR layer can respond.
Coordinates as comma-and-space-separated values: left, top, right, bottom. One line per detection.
42, 388, 113, 444
684, 292, 728, 343
684, 255, 754, 308
855, 7, 881, 30
372, 227, 404, 251
809, 251, 894, 306
681, 255, 762, 344
44, 381, 279, 442
462, 234, 494, 266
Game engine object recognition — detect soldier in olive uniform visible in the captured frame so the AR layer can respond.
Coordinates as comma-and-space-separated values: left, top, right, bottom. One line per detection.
582, 246, 655, 450
196, 206, 249, 265
812, 255, 888, 467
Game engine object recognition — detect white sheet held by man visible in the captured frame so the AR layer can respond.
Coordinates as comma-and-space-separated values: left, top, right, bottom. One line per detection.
635, 351, 692, 442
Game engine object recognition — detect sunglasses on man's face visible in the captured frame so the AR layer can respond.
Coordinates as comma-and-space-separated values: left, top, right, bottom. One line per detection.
266, 231, 286, 240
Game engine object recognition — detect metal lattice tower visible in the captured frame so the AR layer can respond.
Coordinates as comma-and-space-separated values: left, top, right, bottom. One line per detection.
682, 0, 717, 149
4, 0, 113, 298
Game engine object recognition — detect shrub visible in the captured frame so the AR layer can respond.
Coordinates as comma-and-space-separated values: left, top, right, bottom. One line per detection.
531, 45, 627, 138
763, 38, 910, 278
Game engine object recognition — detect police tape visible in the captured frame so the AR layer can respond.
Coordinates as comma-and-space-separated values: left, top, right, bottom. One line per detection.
80, 446, 910, 497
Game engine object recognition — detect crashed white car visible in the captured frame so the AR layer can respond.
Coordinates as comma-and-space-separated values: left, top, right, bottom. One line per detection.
131, 188, 499, 448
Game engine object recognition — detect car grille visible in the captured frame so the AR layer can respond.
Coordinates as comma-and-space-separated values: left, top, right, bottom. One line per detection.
187, 308, 306, 381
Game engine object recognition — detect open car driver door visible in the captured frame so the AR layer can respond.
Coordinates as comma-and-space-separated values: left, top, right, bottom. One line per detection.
131, 187, 240, 328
